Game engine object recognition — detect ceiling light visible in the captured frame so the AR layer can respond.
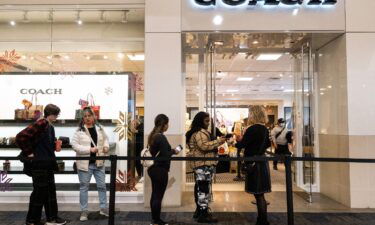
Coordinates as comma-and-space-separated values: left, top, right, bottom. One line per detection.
231, 93, 235, 96
47, 11, 53, 22
46, 55, 52, 60
99, 10, 105, 23
30, 56, 34, 60
103, 55, 108, 59
76, 11, 83, 25
252, 40, 259, 44
289, 75, 293, 78
284, 89, 295, 93
121, 10, 129, 23
63, 55, 70, 60
214, 41, 224, 46
281, 86, 285, 89
127, 54, 144, 61
9, 20, 16, 26
293, 9, 299, 16
320, 88, 326, 91
327, 85, 332, 89
22, 11, 30, 23
213, 15, 223, 25
285, 52, 290, 55
21, 55, 27, 59
237, 77, 253, 81
226, 89, 239, 93
320, 92, 324, 95
117, 53, 125, 59
256, 74, 261, 77
279, 74, 284, 77
256, 54, 283, 61
216, 71, 227, 78
85, 56, 90, 60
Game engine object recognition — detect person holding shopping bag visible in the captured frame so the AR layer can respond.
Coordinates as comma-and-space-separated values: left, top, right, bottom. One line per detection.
71, 107, 110, 221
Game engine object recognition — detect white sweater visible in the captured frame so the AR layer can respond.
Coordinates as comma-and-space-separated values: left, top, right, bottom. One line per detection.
71, 125, 109, 171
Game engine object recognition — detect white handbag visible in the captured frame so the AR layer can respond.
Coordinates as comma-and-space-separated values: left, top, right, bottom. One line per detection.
141, 147, 160, 168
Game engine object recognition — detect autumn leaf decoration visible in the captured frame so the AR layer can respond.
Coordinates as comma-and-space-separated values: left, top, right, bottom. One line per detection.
115, 170, 138, 192
0, 50, 21, 73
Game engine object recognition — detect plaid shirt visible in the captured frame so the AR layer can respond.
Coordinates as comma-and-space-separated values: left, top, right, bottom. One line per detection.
16, 118, 50, 156
188, 129, 221, 168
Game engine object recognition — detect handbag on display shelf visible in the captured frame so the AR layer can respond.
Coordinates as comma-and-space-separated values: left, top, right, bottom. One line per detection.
27, 94, 44, 120
14, 99, 31, 120
75, 93, 101, 119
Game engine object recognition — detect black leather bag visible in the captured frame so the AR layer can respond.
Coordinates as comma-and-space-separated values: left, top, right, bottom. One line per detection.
58, 136, 70, 146
18, 152, 32, 177
215, 155, 230, 173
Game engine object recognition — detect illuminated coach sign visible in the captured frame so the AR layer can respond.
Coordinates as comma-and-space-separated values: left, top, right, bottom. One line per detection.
194, 0, 337, 6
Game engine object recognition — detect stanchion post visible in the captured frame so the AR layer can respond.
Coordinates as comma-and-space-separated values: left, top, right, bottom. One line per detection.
284, 156, 294, 225
108, 155, 118, 225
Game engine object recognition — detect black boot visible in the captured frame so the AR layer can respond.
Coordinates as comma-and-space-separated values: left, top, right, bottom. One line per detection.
197, 208, 218, 223
256, 216, 270, 225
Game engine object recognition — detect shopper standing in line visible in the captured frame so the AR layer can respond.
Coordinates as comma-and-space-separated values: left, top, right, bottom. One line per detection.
271, 118, 290, 170
16, 104, 67, 225
148, 114, 180, 225
186, 112, 226, 223
235, 105, 271, 225
71, 107, 110, 221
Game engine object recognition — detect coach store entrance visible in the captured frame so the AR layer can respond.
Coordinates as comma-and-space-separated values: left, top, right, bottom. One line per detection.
183, 32, 343, 201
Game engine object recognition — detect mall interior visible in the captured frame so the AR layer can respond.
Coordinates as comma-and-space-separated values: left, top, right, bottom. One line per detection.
0, 0, 375, 224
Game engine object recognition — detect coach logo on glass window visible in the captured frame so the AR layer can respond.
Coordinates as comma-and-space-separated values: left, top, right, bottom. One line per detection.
193, 0, 337, 6
20, 89, 63, 95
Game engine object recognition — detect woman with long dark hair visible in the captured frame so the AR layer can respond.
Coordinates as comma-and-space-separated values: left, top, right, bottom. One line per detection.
235, 106, 271, 225
148, 114, 179, 225
186, 111, 226, 223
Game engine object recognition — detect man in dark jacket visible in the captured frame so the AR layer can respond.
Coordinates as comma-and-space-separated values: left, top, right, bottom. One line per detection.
16, 104, 67, 225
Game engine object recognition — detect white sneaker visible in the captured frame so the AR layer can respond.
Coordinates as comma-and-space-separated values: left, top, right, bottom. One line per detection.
80, 211, 88, 221
99, 208, 109, 217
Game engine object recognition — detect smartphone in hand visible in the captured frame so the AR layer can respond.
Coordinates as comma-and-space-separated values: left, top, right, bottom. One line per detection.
175, 145, 183, 153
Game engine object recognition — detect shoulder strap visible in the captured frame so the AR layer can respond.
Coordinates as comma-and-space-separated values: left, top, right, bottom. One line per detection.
275, 126, 285, 140
84, 125, 97, 148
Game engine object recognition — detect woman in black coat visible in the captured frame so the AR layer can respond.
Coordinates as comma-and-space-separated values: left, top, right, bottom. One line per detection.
236, 105, 271, 225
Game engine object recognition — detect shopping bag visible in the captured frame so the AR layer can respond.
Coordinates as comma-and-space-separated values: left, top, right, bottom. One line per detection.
218, 142, 229, 155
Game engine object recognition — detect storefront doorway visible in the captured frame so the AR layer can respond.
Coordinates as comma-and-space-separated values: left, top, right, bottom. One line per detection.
183, 32, 343, 201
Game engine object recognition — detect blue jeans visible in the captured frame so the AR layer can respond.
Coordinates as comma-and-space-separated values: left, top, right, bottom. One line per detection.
78, 163, 107, 211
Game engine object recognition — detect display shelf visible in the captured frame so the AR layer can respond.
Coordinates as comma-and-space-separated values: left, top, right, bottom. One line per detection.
0, 145, 73, 149
0, 166, 111, 174
0, 119, 115, 127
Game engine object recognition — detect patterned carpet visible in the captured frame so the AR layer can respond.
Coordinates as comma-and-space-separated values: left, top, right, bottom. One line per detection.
2, 211, 375, 225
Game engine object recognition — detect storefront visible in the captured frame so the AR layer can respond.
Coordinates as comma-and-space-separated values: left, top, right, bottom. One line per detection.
1, 0, 375, 209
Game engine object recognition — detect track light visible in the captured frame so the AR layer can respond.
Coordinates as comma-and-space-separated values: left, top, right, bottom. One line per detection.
22, 11, 30, 23
99, 10, 105, 23
76, 11, 83, 25
121, 10, 129, 23
47, 11, 53, 22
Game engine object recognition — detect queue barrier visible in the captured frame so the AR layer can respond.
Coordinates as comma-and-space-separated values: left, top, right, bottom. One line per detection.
2, 155, 375, 225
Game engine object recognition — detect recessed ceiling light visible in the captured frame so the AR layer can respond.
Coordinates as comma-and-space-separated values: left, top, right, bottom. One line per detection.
279, 74, 284, 77
256, 74, 261, 77
216, 72, 227, 78
327, 85, 332, 89
226, 89, 239, 93
103, 55, 108, 59
30, 56, 34, 60
86, 56, 90, 60
9, 20, 16, 26
320, 92, 324, 95
252, 40, 259, 44
46, 55, 52, 60
63, 55, 70, 60
281, 86, 285, 89
21, 55, 27, 59
237, 77, 253, 81
256, 54, 282, 61
284, 89, 295, 93
214, 41, 224, 46
127, 54, 145, 61
213, 15, 223, 25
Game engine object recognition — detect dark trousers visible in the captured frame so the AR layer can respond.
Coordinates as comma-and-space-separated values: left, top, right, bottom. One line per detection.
148, 166, 168, 222
26, 170, 58, 223
273, 144, 291, 166
135, 145, 143, 177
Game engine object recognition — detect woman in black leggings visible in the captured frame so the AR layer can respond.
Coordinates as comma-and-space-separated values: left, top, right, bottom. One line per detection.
236, 106, 271, 225
147, 114, 179, 225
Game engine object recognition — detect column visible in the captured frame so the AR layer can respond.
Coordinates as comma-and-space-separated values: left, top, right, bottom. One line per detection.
144, 0, 184, 207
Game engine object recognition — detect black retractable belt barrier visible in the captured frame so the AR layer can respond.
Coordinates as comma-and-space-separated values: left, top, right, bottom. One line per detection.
108, 155, 117, 225
284, 156, 294, 225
